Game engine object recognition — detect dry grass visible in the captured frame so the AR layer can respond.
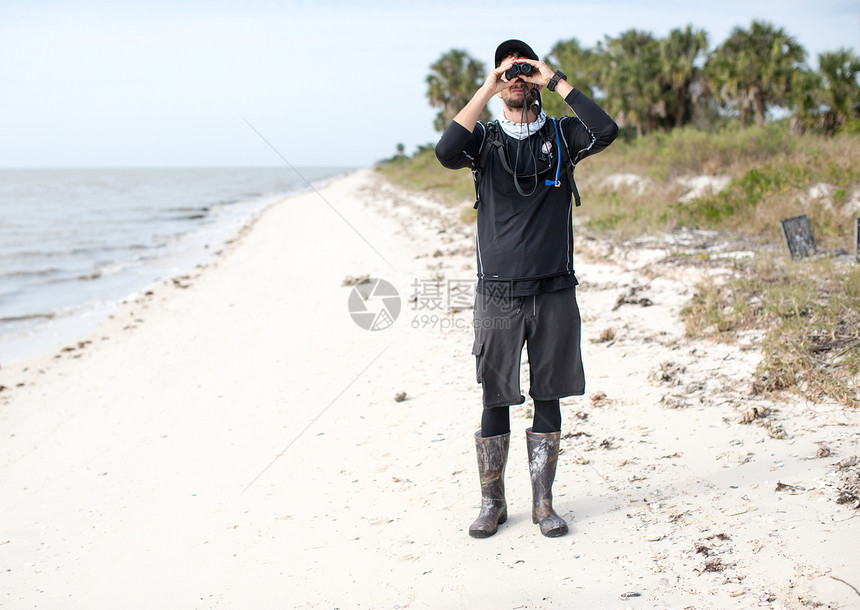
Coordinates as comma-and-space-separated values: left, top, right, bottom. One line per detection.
579, 127, 860, 249
681, 256, 860, 408
382, 127, 860, 250
376, 148, 474, 206
591, 327, 616, 343
586, 123, 799, 181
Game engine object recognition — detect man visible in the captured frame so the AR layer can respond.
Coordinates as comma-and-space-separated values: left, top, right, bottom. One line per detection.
435, 40, 617, 538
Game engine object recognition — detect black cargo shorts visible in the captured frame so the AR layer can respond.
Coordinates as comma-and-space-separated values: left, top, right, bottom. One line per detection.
472, 286, 585, 408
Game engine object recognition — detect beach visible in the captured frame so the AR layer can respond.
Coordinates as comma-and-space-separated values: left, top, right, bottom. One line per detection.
1, 169, 858, 608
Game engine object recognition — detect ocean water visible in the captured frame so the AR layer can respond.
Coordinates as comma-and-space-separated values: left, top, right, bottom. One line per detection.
0, 167, 349, 363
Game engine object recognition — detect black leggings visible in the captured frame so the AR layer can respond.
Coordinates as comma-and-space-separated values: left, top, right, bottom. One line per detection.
481, 399, 561, 437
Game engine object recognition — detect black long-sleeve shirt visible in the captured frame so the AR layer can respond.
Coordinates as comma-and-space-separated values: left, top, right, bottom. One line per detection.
436, 88, 618, 296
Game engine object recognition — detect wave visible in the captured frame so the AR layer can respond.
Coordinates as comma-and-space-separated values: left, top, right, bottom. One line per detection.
0, 312, 56, 323
0, 267, 66, 279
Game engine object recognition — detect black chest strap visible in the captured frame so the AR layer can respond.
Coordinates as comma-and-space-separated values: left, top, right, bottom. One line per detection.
553, 118, 581, 207
472, 122, 500, 208
472, 120, 580, 209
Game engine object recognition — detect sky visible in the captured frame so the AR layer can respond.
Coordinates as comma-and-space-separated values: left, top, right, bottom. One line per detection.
1, 0, 858, 168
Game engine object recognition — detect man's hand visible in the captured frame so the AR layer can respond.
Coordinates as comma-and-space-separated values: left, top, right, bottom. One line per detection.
511, 58, 573, 97
480, 59, 522, 95
450, 59, 521, 131
508, 58, 554, 88
450, 62, 517, 132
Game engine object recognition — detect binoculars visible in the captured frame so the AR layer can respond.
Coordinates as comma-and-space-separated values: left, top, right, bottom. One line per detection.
504, 62, 534, 80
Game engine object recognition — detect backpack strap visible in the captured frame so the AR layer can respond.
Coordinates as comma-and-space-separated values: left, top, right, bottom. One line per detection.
472, 121, 503, 209
472, 121, 537, 207
555, 117, 581, 207
473, 118, 582, 208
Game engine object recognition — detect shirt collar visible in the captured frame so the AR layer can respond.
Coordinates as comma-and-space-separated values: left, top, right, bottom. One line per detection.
497, 109, 547, 140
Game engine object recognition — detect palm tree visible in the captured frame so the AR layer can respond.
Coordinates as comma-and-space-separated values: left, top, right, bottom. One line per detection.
599, 30, 663, 137
426, 49, 489, 132
706, 20, 806, 126
658, 26, 709, 128
541, 38, 601, 118
706, 40, 749, 125
788, 67, 823, 132
817, 49, 860, 133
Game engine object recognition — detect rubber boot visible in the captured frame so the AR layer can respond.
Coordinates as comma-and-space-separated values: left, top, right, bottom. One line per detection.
468, 430, 510, 538
526, 428, 568, 537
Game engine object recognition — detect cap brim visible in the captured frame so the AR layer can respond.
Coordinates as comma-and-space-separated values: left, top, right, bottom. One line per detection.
494, 39, 539, 66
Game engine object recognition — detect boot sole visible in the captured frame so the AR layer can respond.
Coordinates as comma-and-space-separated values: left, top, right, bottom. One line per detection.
542, 525, 568, 537
468, 514, 507, 538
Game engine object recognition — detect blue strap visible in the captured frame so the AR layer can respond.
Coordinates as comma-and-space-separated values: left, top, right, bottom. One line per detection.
545, 117, 562, 187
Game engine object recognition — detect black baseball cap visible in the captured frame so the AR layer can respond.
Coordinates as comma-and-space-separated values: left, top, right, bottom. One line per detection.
494, 39, 539, 67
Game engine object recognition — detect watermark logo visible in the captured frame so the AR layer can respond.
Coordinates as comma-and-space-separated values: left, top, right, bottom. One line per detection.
348, 278, 401, 331
408, 278, 509, 331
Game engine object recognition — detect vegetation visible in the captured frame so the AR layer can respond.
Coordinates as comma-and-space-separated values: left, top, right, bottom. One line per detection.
706, 21, 805, 127
794, 49, 860, 134
580, 125, 860, 248
423, 19, 859, 137
426, 49, 490, 132
380, 125, 859, 249
682, 257, 860, 408
540, 38, 601, 118
660, 26, 710, 130
376, 144, 474, 205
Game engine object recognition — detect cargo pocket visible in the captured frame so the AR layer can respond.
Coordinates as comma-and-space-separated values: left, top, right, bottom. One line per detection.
471, 338, 484, 384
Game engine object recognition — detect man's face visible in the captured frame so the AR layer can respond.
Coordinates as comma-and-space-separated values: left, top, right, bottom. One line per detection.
498, 53, 529, 110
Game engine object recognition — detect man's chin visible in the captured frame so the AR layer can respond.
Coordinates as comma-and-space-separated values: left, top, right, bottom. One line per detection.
503, 96, 525, 110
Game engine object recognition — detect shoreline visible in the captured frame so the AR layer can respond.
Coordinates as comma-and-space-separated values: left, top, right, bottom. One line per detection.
1, 169, 857, 608
0, 167, 355, 367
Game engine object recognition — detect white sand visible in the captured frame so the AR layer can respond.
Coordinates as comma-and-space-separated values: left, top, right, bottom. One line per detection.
1, 169, 858, 609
